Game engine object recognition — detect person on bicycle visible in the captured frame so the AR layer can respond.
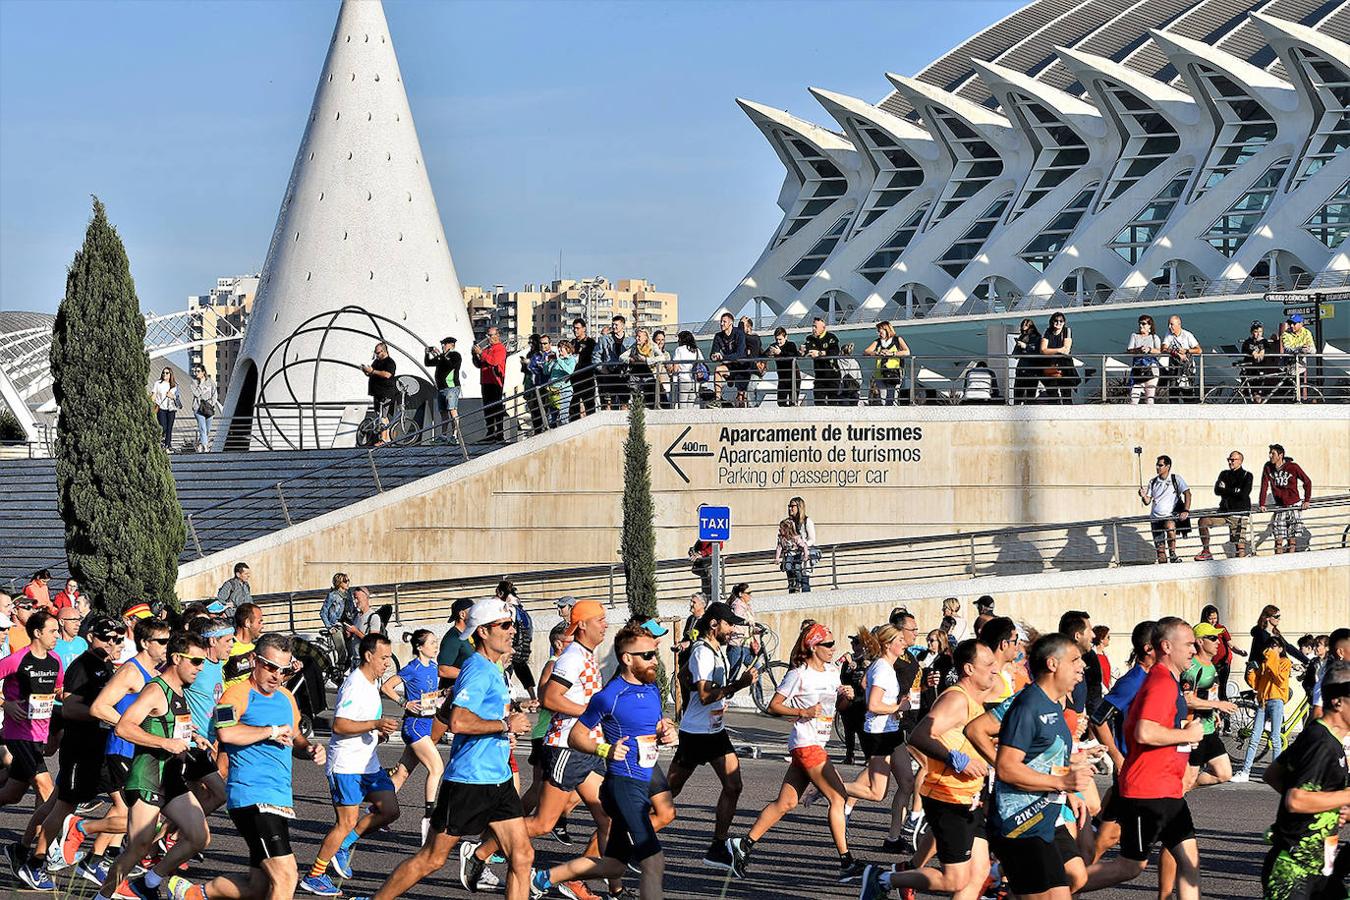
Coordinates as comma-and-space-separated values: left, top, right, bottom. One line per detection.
361, 342, 398, 443
665, 601, 754, 874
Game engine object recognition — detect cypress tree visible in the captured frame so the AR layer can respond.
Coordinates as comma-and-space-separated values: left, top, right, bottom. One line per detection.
621, 397, 658, 620
49, 198, 185, 614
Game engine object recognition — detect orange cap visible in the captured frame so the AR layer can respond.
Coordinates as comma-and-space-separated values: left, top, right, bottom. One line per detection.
565, 600, 606, 636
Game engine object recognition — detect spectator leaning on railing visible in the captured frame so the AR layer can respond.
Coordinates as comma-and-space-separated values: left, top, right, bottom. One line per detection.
1194, 450, 1253, 560
709, 312, 748, 408
1260, 443, 1312, 555
1160, 315, 1203, 404
802, 317, 841, 406
596, 314, 633, 411
1240, 321, 1279, 403
1279, 314, 1314, 402
471, 326, 508, 442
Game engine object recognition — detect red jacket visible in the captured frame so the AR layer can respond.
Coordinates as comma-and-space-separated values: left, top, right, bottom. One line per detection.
475, 341, 507, 388
1261, 461, 1311, 508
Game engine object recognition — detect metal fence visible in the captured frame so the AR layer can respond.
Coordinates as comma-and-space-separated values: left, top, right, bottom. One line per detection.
241, 493, 1350, 636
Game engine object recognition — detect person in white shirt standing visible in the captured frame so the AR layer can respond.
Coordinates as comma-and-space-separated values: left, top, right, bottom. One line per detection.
1160, 315, 1203, 403
300, 634, 400, 896
665, 601, 756, 873
1140, 455, 1192, 564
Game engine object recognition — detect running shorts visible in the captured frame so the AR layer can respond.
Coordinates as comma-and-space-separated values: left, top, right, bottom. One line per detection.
544, 745, 605, 792
600, 774, 661, 864
989, 832, 1070, 895
1188, 731, 1225, 767
672, 730, 735, 770
1261, 844, 1342, 900
528, 737, 545, 768
922, 796, 986, 865
103, 754, 132, 796
229, 806, 293, 868
183, 748, 218, 784
789, 745, 828, 771
56, 744, 107, 805
860, 729, 904, 760
648, 764, 670, 797
429, 778, 522, 837
126, 757, 190, 809
402, 715, 434, 745
328, 769, 397, 807
1117, 796, 1196, 862
2, 739, 47, 782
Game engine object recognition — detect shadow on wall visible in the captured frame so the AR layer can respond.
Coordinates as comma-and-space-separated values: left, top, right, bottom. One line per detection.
1052, 525, 1110, 571
987, 531, 1045, 576
1105, 522, 1158, 566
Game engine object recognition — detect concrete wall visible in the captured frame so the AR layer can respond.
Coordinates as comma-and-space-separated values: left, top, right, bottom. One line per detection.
176, 405, 1348, 600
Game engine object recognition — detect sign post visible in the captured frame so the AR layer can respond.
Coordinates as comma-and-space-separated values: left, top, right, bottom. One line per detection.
698, 505, 731, 602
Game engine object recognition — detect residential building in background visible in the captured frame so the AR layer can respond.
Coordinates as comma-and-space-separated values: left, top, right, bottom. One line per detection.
188, 274, 259, 398
460, 277, 679, 345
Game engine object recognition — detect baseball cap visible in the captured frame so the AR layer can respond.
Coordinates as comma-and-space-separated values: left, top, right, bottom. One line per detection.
89, 615, 125, 641
555, 595, 577, 610
123, 602, 152, 620
638, 618, 668, 638
441, 336, 457, 345
205, 600, 227, 614
465, 598, 511, 635
1193, 622, 1222, 639
975, 596, 995, 611
1289, 313, 1304, 324
565, 600, 606, 636
450, 597, 475, 620
701, 601, 747, 628
1250, 320, 1264, 331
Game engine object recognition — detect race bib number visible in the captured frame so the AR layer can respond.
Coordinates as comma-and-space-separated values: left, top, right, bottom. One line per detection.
637, 734, 659, 767
257, 804, 296, 819
173, 715, 194, 743
1050, 765, 1069, 805
1325, 834, 1340, 877
709, 706, 724, 731
814, 714, 835, 741
27, 694, 54, 721
908, 690, 921, 711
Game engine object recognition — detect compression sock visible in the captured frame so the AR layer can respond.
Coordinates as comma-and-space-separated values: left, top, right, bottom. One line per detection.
308, 858, 329, 878
339, 830, 359, 852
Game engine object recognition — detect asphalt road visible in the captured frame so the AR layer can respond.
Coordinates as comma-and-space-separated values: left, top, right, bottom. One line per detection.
0, 711, 1287, 899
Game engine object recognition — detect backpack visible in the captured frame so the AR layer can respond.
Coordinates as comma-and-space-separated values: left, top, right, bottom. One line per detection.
1170, 474, 1191, 536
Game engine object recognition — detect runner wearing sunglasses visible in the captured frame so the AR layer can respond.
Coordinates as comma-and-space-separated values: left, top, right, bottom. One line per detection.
730, 622, 866, 884
97, 632, 213, 900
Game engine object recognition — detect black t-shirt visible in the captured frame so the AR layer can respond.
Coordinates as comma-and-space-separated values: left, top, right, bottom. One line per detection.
367, 356, 397, 399
1271, 719, 1348, 866
1242, 337, 1275, 366
772, 341, 800, 377
424, 349, 462, 390
893, 652, 921, 716
62, 650, 116, 745
574, 336, 596, 371
803, 332, 840, 370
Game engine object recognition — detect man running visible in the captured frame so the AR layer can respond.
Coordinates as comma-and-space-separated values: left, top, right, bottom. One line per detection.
530, 622, 678, 899
860, 639, 1000, 900
300, 634, 401, 896
1086, 620, 1155, 863
462, 599, 612, 900
166, 633, 327, 900
98, 631, 213, 900
664, 600, 754, 871
987, 633, 1094, 900
30, 615, 129, 887
1259, 659, 1349, 900
1082, 617, 1205, 900
181, 616, 234, 816
1181, 622, 1238, 790
352, 597, 534, 900
223, 603, 264, 689
1, 611, 65, 886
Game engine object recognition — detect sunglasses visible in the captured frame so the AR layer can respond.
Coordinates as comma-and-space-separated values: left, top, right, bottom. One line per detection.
179, 655, 208, 666
626, 650, 659, 661
488, 620, 516, 631
817, 641, 835, 649
102, 635, 126, 644
147, 637, 170, 645
255, 656, 289, 673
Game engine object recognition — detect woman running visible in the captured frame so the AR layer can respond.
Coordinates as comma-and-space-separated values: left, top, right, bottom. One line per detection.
843, 625, 917, 815
383, 629, 445, 840
729, 622, 865, 884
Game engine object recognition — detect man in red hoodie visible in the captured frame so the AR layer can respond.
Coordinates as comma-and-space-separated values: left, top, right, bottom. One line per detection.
472, 326, 508, 442
1259, 444, 1312, 554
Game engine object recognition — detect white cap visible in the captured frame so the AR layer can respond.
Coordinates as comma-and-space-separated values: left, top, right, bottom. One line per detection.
465, 598, 511, 636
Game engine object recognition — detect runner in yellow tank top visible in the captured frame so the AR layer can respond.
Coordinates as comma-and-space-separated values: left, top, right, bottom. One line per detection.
859, 639, 1001, 900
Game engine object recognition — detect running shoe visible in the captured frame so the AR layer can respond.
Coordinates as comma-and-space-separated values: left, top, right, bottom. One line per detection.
702, 838, 737, 872
727, 837, 751, 877
332, 846, 354, 880
551, 821, 574, 845
3, 841, 23, 876
529, 868, 550, 900
299, 873, 342, 896
167, 876, 207, 900
1194, 550, 1213, 561
1231, 770, 1251, 783
799, 784, 823, 807
58, 813, 88, 867
17, 860, 56, 891
839, 857, 867, 883
880, 836, 914, 855
558, 879, 603, 900
458, 839, 486, 892
858, 864, 885, 900
605, 889, 634, 900
117, 877, 158, 900
78, 857, 111, 886
76, 800, 106, 817
479, 865, 502, 890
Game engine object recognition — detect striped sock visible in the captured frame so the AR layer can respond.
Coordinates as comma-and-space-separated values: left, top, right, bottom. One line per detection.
308, 858, 329, 879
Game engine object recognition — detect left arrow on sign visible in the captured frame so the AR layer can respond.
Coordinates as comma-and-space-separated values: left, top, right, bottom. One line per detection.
662, 425, 713, 484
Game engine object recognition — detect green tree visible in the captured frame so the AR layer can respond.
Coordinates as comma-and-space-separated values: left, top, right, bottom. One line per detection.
621, 397, 658, 620
49, 198, 185, 613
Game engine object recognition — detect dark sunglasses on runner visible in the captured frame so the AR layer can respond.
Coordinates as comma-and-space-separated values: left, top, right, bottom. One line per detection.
147, 637, 170, 645
818, 641, 835, 649
179, 655, 208, 666
626, 650, 659, 660
255, 656, 289, 673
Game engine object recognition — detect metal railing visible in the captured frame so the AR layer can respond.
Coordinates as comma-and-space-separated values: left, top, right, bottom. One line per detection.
238, 494, 1350, 636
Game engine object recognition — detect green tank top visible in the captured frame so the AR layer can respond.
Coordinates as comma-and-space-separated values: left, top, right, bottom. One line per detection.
1182, 659, 1219, 734
125, 677, 191, 795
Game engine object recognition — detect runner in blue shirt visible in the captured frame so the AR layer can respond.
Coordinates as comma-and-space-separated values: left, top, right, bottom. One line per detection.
383, 628, 446, 841
181, 616, 234, 815
529, 621, 677, 900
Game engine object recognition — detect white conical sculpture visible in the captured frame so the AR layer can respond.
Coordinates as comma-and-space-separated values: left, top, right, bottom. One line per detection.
214, 0, 472, 450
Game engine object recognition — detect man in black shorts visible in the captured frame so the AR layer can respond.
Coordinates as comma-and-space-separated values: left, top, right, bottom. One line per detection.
665, 601, 754, 872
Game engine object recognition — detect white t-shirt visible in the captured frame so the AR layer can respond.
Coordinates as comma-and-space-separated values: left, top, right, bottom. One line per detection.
1128, 333, 1160, 356
544, 641, 603, 747
862, 659, 901, 734
1147, 473, 1190, 519
947, 615, 969, 644
680, 641, 729, 735
328, 668, 383, 775
1162, 330, 1199, 355
776, 663, 841, 750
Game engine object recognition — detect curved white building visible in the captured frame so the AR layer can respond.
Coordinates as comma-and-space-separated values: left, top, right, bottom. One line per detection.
720, 1, 1350, 330
214, 0, 472, 450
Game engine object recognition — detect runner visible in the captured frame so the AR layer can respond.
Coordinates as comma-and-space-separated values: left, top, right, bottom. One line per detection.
1181, 622, 1239, 790
97, 631, 213, 900
885, 607, 927, 853
528, 622, 678, 899
840, 624, 917, 828
987, 633, 1094, 900
30, 615, 129, 887
860, 639, 1000, 900
180, 615, 233, 816
729, 622, 866, 883
350, 598, 534, 900
664, 600, 755, 871
300, 633, 401, 896
463, 598, 613, 900
222, 603, 264, 690
0, 611, 65, 886
384, 627, 445, 842
1082, 617, 1205, 900
1259, 658, 1349, 900
165, 633, 327, 900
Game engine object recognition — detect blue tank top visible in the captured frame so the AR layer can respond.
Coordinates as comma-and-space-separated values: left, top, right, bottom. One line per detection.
106, 658, 154, 758
399, 657, 438, 716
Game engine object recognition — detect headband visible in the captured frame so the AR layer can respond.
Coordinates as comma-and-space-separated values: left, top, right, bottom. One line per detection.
803, 623, 830, 650
205, 627, 233, 639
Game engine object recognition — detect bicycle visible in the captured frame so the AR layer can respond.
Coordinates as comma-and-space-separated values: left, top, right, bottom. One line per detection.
741, 624, 790, 715
356, 376, 421, 447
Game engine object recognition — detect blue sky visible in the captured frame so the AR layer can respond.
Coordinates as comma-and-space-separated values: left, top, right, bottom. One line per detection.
0, 0, 1020, 323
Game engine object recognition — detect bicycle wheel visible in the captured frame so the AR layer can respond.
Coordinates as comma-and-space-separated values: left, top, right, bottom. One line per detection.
753, 661, 791, 714
388, 414, 418, 446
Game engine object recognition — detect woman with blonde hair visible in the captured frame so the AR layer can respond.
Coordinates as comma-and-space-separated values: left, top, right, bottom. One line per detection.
840, 625, 923, 822
864, 321, 911, 405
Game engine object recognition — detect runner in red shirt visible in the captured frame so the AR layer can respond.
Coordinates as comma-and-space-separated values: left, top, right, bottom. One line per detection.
1083, 616, 1205, 900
